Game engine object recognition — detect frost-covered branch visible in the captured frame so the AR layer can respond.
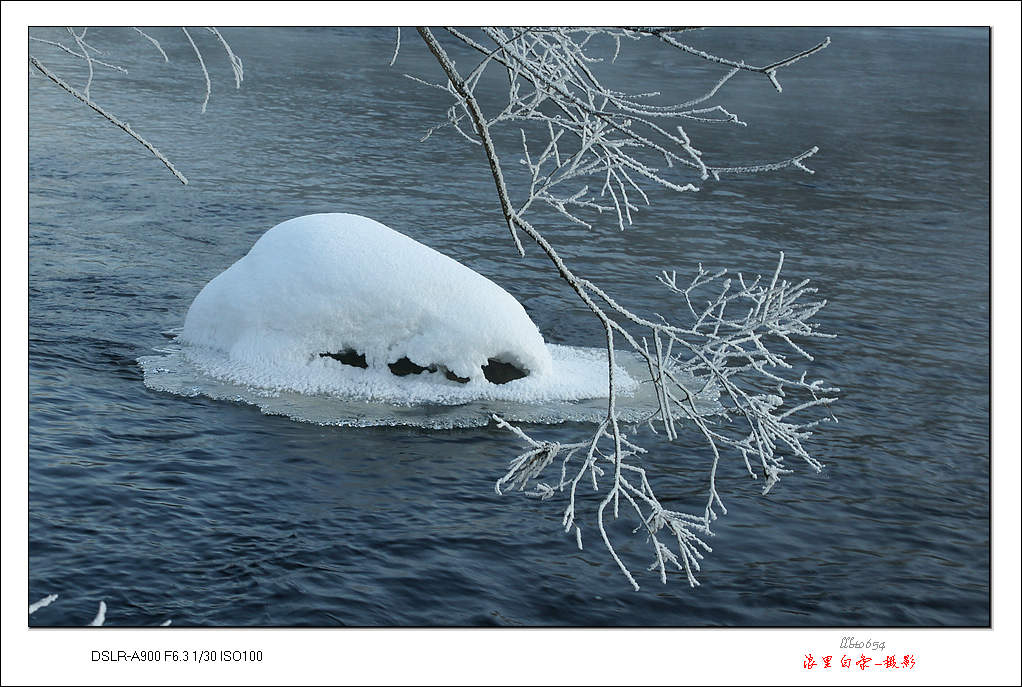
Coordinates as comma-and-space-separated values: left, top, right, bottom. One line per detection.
182, 27, 211, 113
28, 27, 243, 184
390, 27, 402, 67
416, 27, 836, 589
627, 28, 831, 93
132, 27, 169, 62
29, 55, 189, 184
28, 594, 58, 615
88, 601, 107, 626
206, 27, 245, 88
493, 256, 837, 588
412, 27, 826, 235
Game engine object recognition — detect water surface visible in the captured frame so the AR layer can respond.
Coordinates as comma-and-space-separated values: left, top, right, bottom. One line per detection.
28, 27, 989, 626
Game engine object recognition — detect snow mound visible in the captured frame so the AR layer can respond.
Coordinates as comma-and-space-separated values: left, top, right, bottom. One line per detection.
180, 213, 552, 385
147, 213, 723, 428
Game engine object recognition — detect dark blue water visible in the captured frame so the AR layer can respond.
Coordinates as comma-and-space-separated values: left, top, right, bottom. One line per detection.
28, 27, 989, 626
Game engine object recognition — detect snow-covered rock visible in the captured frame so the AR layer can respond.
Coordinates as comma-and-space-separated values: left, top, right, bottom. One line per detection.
180, 213, 552, 386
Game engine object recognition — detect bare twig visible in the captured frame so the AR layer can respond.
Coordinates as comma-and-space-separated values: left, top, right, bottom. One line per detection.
29, 37, 127, 73
206, 27, 244, 88
88, 601, 107, 626
29, 56, 189, 184
132, 27, 169, 62
28, 594, 58, 615
30, 27, 243, 183
390, 27, 401, 67
627, 27, 831, 93
181, 27, 211, 113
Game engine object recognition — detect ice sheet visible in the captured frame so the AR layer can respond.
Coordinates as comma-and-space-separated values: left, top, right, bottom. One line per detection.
140, 341, 721, 429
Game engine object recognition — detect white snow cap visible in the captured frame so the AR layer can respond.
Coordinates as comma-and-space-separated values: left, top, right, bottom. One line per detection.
180, 213, 552, 383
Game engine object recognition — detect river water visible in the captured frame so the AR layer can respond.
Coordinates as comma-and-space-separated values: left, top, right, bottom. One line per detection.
28, 27, 989, 626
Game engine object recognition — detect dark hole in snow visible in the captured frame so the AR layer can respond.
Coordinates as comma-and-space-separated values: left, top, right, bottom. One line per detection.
388, 357, 436, 377
387, 358, 470, 382
319, 349, 367, 368
445, 369, 470, 384
482, 358, 527, 384
320, 351, 526, 385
